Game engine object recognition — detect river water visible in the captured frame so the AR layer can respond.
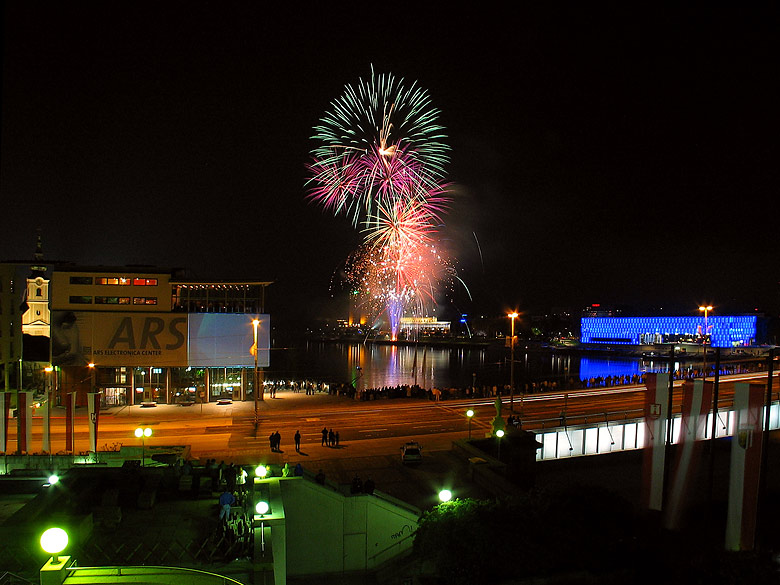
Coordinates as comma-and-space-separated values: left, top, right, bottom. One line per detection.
267, 341, 711, 391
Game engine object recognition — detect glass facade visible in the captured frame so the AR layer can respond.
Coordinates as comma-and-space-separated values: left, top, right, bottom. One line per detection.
580, 315, 759, 348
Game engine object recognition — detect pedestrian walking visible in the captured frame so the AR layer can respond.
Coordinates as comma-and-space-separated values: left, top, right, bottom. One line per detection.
294, 430, 301, 452
269, 432, 276, 451
274, 430, 281, 451
328, 428, 335, 447
321, 427, 328, 446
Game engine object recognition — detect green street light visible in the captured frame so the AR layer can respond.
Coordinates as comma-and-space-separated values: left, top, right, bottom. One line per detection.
466, 409, 475, 440
496, 428, 505, 462
255, 500, 270, 515
40, 527, 68, 563
438, 489, 452, 503
255, 464, 268, 478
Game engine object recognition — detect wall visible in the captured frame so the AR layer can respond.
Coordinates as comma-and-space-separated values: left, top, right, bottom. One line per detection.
278, 477, 419, 577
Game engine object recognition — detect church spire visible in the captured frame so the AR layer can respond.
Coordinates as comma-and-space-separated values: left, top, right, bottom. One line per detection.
30, 230, 46, 278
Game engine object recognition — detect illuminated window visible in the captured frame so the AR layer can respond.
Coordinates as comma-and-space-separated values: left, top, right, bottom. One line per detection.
96, 277, 130, 286
133, 297, 157, 305
95, 296, 131, 304
133, 278, 158, 286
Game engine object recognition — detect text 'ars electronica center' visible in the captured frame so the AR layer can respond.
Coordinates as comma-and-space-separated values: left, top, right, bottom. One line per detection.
580, 313, 765, 348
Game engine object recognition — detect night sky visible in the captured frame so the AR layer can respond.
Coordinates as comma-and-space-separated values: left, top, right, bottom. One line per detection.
1, 4, 778, 326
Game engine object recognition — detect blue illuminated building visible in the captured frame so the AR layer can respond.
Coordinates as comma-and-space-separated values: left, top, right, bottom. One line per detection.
580, 315, 762, 348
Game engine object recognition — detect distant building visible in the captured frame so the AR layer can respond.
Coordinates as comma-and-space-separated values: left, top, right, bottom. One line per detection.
0, 263, 22, 390
49, 265, 273, 407
580, 315, 764, 348
399, 316, 450, 336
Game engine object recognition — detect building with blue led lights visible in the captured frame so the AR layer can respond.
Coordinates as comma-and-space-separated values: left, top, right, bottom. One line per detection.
580, 315, 765, 348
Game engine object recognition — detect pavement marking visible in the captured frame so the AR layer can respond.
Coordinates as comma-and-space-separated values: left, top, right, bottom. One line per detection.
361, 428, 388, 432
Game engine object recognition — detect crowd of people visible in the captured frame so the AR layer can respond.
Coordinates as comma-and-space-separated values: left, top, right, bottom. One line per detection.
260, 358, 769, 405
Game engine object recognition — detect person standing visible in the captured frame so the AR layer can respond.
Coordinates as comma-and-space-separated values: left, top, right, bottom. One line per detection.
328, 428, 335, 447
294, 430, 301, 452
321, 427, 328, 446
274, 430, 282, 451
218, 490, 235, 522
335, 431, 340, 447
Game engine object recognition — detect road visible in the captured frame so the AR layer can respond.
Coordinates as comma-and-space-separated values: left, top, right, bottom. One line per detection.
6, 369, 778, 463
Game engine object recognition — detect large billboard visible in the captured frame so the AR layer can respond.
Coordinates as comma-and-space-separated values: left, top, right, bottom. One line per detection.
188, 314, 269, 367
51, 311, 269, 367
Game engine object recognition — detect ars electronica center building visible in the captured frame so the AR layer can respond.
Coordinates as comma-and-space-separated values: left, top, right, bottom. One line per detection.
579, 314, 765, 348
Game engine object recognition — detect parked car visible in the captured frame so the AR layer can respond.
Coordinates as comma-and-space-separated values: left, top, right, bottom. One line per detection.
401, 441, 422, 464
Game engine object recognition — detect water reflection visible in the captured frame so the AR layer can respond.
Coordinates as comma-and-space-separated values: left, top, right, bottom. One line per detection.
269, 341, 711, 390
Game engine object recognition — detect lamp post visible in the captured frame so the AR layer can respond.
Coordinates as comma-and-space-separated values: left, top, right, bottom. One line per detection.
699, 305, 713, 379
699, 305, 713, 343
466, 409, 474, 440
43, 365, 53, 453
40, 527, 68, 565
134, 427, 152, 467
252, 319, 262, 427
508, 312, 518, 412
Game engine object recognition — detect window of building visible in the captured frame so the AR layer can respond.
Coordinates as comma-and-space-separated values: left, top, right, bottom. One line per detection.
133, 278, 158, 286
36, 288, 42, 297
133, 297, 157, 305
95, 296, 131, 305
96, 277, 131, 286
69, 296, 92, 304
69, 276, 93, 285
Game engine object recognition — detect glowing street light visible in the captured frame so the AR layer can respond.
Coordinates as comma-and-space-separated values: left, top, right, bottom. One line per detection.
40, 527, 68, 564
508, 312, 519, 412
699, 305, 713, 343
134, 427, 152, 467
496, 428, 505, 462
252, 319, 263, 427
438, 489, 452, 503
466, 409, 474, 440
255, 464, 268, 478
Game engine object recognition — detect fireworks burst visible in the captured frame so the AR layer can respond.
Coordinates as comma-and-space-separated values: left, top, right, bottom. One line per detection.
308, 68, 460, 338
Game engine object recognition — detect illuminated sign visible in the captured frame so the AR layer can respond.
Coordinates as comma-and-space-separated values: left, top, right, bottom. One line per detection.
51, 311, 270, 367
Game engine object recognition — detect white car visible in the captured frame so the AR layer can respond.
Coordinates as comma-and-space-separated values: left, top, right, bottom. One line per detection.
401, 441, 422, 464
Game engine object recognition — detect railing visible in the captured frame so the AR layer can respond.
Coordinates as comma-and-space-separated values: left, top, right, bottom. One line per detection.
65, 565, 246, 585
531, 401, 780, 460
0, 572, 37, 585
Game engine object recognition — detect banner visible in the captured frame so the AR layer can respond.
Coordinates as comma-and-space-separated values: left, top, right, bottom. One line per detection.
725, 382, 764, 551
88, 392, 100, 453
188, 314, 270, 367
52, 311, 270, 367
641, 373, 669, 511
42, 392, 51, 453
65, 392, 75, 453
17, 391, 33, 453
0, 392, 9, 453
665, 380, 713, 530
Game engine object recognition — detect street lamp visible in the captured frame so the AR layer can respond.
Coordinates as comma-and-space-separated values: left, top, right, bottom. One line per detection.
496, 429, 505, 462
466, 409, 474, 440
508, 312, 518, 412
40, 527, 68, 564
134, 427, 152, 467
699, 306, 713, 343
699, 305, 713, 380
252, 319, 263, 427
438, 489, 452, 503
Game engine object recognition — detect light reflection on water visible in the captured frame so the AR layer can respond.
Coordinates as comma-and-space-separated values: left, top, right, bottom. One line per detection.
270, 341, 702, 390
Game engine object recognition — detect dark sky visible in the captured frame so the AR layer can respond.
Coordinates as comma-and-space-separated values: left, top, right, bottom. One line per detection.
1, 3, 778, 325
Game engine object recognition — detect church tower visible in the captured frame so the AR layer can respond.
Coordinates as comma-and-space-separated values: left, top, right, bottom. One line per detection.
21, 234, 50, 338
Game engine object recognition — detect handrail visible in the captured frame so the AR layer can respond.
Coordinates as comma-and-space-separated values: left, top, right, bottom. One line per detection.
0, 572, 37, 585
367, 529, 416, 562
65, 565, 246, 585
